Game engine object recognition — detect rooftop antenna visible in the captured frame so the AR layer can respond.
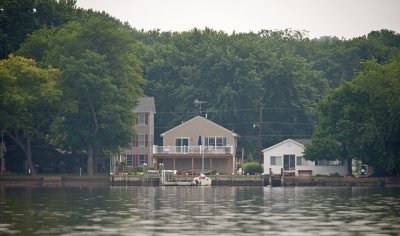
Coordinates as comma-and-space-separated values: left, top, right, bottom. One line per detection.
193, 99, 207, 116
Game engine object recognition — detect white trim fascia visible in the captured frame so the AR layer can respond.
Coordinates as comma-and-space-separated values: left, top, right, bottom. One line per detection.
261, 139, 305, 153
160, 116, 239, 137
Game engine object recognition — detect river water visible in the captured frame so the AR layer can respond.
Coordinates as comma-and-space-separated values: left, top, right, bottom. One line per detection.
0, 186, 399, 235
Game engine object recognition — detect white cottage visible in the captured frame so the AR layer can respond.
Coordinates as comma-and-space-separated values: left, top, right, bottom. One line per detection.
262, 139, 349, 176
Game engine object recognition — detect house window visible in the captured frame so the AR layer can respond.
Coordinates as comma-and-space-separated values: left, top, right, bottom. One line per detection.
137, 113, 146, 124
296, 156, 312, 166
207, 137, 215, 146
297, 156, 308, 166
271, 156, 282, 165
216, 137, 225, 146
283, 154, 296, 171
205, 136, 226, 146
138, 134, 146, 147
175, 138, 189, 153
126, 155, 133, 166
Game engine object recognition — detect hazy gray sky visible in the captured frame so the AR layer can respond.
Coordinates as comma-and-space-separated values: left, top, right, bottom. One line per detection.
76, 0, 400, 39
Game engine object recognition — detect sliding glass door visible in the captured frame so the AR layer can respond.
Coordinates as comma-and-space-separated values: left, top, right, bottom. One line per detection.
283, 154, 296, 171
175, 138, 189, 153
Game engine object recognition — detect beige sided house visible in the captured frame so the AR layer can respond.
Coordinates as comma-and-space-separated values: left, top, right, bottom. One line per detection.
153, 116, 239, 175
121, 97, 156, 168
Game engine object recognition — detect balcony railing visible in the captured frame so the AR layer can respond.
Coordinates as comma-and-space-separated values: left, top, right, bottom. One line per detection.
153, 145, 233, 155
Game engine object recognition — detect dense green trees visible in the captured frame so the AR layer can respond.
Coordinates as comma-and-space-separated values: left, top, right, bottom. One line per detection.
134, 29, 332, 158
18, 17, 144, 175
304, 58, 400, 175
0, 0, 121, 59
0, 0, 78, 59
0, 55, 62, 175
2, 0, 400, 175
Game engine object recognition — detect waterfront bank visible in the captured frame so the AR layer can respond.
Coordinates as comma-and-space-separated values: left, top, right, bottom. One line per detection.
0, 176, 110, 187
1, 175, 399, 187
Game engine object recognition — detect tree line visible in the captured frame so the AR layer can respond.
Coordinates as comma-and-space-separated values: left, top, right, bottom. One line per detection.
1, 0, 399, 175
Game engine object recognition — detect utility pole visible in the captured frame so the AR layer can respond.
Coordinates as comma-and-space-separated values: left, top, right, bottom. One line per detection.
259, 106, 263, 164
241, 147, 244, 175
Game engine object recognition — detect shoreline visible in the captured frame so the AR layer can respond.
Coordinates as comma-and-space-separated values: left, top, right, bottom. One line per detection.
0, 175, 399, 187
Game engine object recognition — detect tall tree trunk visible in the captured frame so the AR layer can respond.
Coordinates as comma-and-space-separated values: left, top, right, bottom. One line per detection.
343, 145, 352, 176
6, 131, 36, 175
87, 144, 94, 176
93, 153, 98, 174
26, 137, 35, 175
347, 158, 353, 176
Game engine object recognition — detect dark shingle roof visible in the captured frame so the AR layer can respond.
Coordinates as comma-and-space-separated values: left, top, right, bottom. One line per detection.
133, 97, 156, 113
292, 139, 311, 145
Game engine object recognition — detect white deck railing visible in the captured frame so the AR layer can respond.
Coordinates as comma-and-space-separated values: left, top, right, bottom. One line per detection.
153, 145, 233, 155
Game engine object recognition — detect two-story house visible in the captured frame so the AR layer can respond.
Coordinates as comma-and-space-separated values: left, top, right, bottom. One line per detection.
153, 116, 239, 175
120, 97, 156, 168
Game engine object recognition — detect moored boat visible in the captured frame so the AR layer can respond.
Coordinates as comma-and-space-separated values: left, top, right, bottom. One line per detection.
192, 174, 212, 186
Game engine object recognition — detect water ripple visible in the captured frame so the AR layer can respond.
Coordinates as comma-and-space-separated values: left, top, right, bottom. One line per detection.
1, 186, 399, 235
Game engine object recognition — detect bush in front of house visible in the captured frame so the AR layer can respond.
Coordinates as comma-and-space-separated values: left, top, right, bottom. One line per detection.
243, 162, 262, 175
125, 166, 143, 175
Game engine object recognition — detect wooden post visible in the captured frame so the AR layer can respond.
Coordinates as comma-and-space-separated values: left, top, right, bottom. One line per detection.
228, 157, 231, 175
269, 168, 272, 186
261, 173, 264, 186
191, 158, 194, 175
281, 168, 284, 186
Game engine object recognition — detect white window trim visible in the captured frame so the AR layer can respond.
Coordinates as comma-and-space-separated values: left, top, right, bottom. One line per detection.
270, 156, 282, 166
137, 113, 146, 125
175, 137, 190, 146
126, 155, 133, 166
206, 136, 227, 147
138, 134, 146, 147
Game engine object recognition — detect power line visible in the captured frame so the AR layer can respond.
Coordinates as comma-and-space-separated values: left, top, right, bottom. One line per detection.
154, 121, 315, 130
155, 106, 307, 114
240, 134, 312, 138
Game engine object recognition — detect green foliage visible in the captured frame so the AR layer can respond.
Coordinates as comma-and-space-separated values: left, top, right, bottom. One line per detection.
133, 28, 400, 161
305, 57, 400, 175
0, 0, 76, 59
303, 138, 341, 161
135, 29, 333, 158
18, 17, 144, 175
243, 162, 263, 175
0, 55, 62, 175
132, 166, 143, 174
0, 0, 123, 59
3, 0, 400, 175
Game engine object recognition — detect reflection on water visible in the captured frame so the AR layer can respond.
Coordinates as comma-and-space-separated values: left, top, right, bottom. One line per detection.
0, 186, 399, 235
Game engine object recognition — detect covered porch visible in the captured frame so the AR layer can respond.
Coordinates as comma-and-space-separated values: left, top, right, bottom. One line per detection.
153, 153, 235, 175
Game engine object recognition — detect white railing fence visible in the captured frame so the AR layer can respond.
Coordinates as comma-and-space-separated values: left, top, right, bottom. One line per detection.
153, 145, 232, 155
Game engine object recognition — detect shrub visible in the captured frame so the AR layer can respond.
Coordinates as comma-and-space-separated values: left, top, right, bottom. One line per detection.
243, 162, 262, 175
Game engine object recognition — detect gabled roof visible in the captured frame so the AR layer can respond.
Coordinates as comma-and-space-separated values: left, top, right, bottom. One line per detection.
133, 97, 156, 113
292, 139, 312, 146
262, 139, 311, 152
160, 116, 239, 137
